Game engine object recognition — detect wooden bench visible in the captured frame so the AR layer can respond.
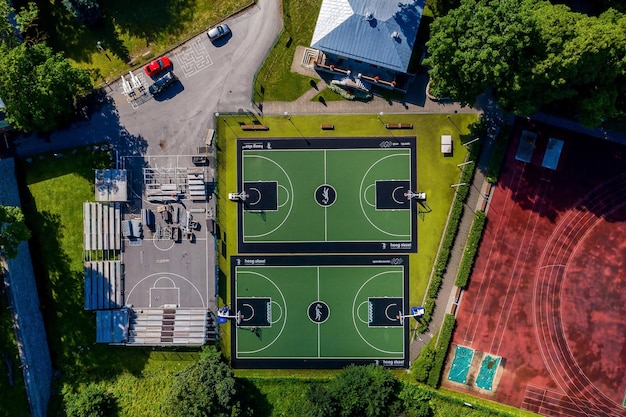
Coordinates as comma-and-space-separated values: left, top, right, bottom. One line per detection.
454, 286, 462, 303
478, 183, 493, 212
241, 125, 269, 131
385, 123, 413, 129
321, 124, 334, 130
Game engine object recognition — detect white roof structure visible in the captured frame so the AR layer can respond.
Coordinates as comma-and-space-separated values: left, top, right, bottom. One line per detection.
311, 0, 425, 73
95, 169, 128, 202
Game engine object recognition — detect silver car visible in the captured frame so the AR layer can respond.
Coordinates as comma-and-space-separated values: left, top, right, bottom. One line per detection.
207, 24, 231, 41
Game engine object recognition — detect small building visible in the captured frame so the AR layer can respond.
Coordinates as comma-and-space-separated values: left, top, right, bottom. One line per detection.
310, 0, 426, 90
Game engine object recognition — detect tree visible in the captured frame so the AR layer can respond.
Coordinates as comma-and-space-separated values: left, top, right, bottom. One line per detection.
65, 384, 116, 417
411, 342, 436, 383
425, 0, 540, 108
307, 384, 337, 417
424, 0, 626, 124
0, 0, 38, 48
398, 383, 433, 417
163, 346, 243, 417
0, 205, 30, 259
0, 42, 92, 132
62, 0, 101, 26
325, 364, 399, 417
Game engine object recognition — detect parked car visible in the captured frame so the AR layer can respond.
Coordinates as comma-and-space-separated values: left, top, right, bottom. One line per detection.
149, 72, 178, 96
207, 24, 231, 41
144, 56, 171, 77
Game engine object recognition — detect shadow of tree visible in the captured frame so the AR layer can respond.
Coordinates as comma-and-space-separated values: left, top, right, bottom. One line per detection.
236, 378, 273, 417
492, 117, 626, 223
30, 0, 194, 64
16, 91, 148, 175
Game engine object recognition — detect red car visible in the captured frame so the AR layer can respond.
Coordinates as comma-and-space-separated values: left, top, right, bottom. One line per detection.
144, 56, 171, 77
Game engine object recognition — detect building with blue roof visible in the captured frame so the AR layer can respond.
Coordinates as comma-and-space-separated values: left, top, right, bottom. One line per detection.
310, 0, 425, 90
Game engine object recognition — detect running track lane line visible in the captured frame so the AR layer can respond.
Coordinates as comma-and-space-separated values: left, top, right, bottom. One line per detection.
490, 168, 553, 355
537, 196, 624, 416
533, 174, 626, 417
462, 160, 527, 345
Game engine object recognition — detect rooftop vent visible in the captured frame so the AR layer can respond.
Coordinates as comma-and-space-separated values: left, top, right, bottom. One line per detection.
365, 12, 374, 21
391, 31, 400, 39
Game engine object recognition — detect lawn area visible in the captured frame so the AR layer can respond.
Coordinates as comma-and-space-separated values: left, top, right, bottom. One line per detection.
16, 149, 201, 417
215, 112, 478, 356
253, 0, 322, 101
34, 0, 252, 83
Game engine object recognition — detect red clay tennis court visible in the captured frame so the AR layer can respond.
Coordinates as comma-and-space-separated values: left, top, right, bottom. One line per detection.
445, 118, 626, 417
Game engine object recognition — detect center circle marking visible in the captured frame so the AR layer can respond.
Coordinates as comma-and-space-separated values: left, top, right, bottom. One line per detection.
314, 184, 337, 207
308, 301, 330, 324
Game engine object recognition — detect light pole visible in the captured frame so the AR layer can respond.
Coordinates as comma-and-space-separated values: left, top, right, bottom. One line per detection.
216, 112, 238, 139
285, 111, 309, 145
450, 182, 467, 188
378, 111, 385, 126
446, 114, 461, 132
457, 161, 474, 168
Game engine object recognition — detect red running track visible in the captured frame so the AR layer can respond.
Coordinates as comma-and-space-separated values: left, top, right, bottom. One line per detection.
446, 119, 626, 417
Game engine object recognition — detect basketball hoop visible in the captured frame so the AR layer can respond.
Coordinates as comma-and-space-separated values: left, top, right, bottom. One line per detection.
397, 311, 404, 325
404, 190, 426, 201
236, 310, 242, 325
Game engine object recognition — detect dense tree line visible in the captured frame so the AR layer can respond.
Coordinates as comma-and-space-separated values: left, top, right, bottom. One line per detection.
0, 205, 30, 259
0, 0, 92, 133
425, 0, 626, 125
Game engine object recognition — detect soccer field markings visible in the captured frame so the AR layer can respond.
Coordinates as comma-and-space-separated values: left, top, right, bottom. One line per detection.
359, 154, 412, 238
242, 154, 294, 239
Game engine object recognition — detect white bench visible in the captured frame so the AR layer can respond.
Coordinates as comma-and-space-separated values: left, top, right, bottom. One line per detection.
441, 135, 452, 154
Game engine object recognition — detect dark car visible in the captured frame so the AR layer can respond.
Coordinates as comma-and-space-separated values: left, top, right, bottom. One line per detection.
149, 72, 178, 96
207, 24, 231, 42
144, 56, 171, 77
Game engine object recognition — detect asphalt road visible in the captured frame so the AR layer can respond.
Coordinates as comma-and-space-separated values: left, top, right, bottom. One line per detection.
14, 0, 281, 157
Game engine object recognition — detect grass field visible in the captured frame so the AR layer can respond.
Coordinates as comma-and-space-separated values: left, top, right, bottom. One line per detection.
15, 149, 201, 417
34, 0, 252, 84
216, 113, 479, 359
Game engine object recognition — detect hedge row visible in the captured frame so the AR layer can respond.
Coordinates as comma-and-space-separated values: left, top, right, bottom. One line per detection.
455, 210, 487, 288
427, 314, 456, 388
417, 138, 481, 333
485, 124, 512, 184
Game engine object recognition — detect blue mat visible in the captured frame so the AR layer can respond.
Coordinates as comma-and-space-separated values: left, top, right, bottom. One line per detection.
447, 345, 474, 384
541, 137, 564, 170
515, 130, 537, 163
475, 355, 501, 390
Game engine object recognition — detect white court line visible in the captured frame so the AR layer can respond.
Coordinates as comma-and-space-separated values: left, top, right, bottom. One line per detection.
324, 149, 328, 241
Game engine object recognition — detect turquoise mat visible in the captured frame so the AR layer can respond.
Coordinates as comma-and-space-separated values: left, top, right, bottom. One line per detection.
476, 355, 501, 390
447, 345, 474, 384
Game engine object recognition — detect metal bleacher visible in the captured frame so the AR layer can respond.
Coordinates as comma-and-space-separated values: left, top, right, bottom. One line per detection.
83, 202, 121, 251
84, 261, 123, 310
127, 308, 216, 346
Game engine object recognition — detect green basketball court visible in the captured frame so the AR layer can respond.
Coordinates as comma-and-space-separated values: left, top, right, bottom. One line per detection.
235, 137, 418, 253
230, 255, 409, 368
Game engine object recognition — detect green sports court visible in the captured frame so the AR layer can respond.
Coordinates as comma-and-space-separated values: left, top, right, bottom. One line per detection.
235, 137, 418, 253
230, 255, 409, 368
